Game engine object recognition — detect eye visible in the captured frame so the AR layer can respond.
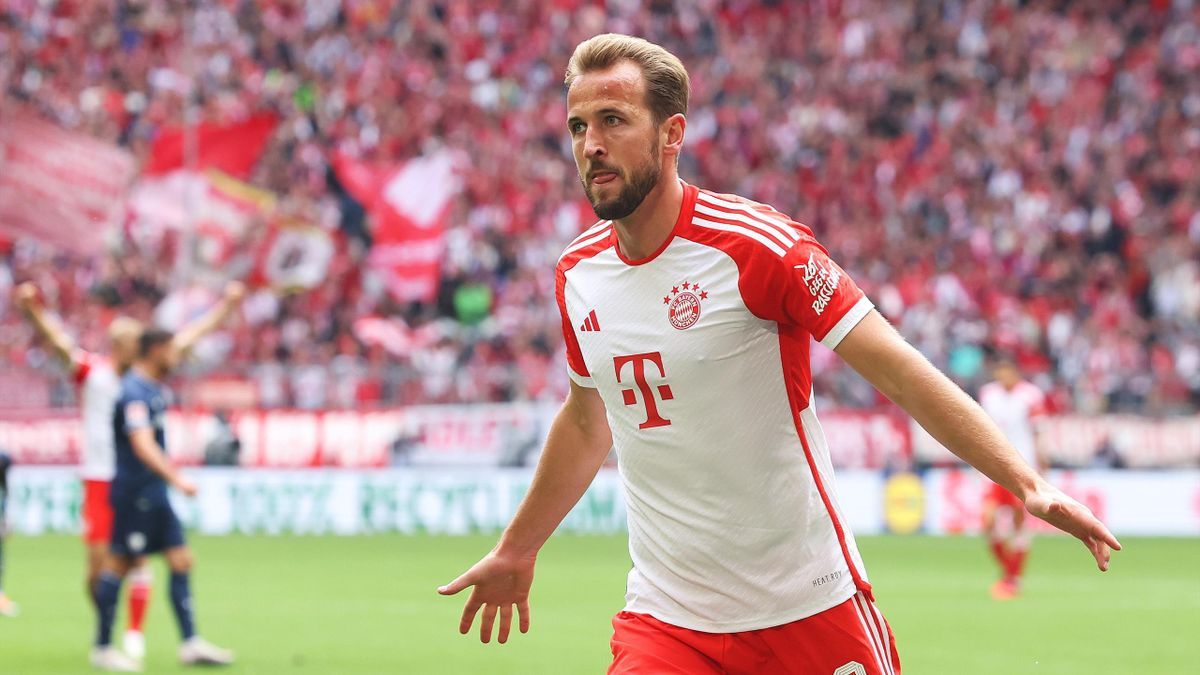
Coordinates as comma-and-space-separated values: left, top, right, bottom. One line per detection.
604, 115, 621, 126
569, 121, 586, 135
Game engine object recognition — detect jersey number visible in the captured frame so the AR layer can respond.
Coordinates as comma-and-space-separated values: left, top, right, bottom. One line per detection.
833, 662, 866, 675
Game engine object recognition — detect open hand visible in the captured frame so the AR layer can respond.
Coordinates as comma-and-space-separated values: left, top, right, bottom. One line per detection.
438, 550, 535, 644
174, 475, 199, 497
1025, 483, 1121, 571
223, 281, 246, 305
13, 282, 38, 312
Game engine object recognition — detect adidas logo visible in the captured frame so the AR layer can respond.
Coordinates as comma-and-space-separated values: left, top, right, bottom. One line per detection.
579, 309, 600, 332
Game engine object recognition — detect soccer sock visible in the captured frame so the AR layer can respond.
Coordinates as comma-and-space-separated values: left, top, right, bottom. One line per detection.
988, 538, 1007, 573
169, 572, 196, 641
128, 567, 152, 633
1007, 549, 1028, 581
94, 572, 123, 647
1007, 531, 1032, 581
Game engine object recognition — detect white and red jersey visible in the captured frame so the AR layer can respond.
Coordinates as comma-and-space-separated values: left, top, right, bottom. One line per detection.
556, 182, 875, 633
979, 380, 1046, 466
73, 351, 120, 481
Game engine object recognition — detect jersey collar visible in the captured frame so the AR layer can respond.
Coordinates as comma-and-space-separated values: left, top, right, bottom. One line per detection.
612, 179, 698, 267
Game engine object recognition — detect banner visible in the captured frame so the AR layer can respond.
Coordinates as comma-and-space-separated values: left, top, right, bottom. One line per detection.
0, 115, 134, 253
333, 150, 461, 302
142, 114, 278, 179
7, 467, 1196, 537
0, 406, 905, 469
912, 415, 1200, 468
922, 468, 1200, 536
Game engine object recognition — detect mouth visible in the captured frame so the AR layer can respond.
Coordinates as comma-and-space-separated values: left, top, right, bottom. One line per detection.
589, 170, 618, 186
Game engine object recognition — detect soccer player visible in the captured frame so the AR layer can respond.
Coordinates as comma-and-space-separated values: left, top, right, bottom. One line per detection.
92, 328, 234, 671
0, 450, 16, 618
14, 281, 243, 664
439, 34, 1120, 674
979, 357, 1048, 600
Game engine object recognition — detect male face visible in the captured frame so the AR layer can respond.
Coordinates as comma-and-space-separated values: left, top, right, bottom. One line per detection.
994, 362, 1020, 388
567, 61, 664, 221
108, 318, 142, 371
145, 341, 174, 378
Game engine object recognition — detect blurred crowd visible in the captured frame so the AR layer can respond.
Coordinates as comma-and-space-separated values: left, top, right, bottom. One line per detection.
0, 0, 1197, 414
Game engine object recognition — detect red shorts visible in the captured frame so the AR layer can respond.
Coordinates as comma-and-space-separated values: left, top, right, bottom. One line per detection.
610, 591, 901, 675
984, 482, 1022, 509
81, 479, 113, 545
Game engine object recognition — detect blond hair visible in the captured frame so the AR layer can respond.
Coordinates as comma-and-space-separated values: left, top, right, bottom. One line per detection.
108, 316, 143, 342
565, 34, 690, 124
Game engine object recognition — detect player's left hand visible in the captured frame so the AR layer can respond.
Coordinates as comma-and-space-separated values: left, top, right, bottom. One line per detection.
223, 281, 246, 305
1024, 483, 1121, 571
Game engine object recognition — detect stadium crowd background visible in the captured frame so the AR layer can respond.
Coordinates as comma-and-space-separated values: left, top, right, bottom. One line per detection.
0, 0, 1197, 415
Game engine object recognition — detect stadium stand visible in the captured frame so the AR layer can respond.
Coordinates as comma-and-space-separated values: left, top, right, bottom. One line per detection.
0, 0, 1196, 415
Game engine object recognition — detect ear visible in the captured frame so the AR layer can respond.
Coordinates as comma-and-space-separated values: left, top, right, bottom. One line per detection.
660, 113, 686, 159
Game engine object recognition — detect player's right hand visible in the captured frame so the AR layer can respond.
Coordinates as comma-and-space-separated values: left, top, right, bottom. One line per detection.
13, 282, 38, 311
174, 475, 199, 497
438, 549, 535, 644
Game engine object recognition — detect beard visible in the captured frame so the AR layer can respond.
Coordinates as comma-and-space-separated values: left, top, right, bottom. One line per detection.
582, 144, 661, 221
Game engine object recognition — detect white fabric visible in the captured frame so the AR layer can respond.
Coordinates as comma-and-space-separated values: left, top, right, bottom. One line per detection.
979, 380, 1045, 465
79, 358, 120, 481
562, 237, 867, 632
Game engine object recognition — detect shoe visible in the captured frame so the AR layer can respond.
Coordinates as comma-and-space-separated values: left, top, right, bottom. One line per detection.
89, 646, 142, 672
990, 579, 1018, 600
123, 631, 146, 661
179, 636, 234, 666
0, 594, 19, 617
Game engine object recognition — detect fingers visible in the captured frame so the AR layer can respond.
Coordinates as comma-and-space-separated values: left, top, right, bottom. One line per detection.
517, 599, 531, 634
497, 604, 513, 644
1085, 536, 1111, 571
479, 604, 498, 643
459, 595, 482, 635
1095, 522, 1122, 551
438, 571, 473, 596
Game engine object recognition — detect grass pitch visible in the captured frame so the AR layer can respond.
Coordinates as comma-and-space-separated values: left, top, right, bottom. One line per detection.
0, 534, 1196, 673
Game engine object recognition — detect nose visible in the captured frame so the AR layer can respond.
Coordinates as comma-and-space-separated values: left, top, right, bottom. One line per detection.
584, 127, 606, 160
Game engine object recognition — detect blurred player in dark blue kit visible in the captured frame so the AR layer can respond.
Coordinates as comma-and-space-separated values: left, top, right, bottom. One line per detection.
90, 329, 234, 671
0, 451, 17, 617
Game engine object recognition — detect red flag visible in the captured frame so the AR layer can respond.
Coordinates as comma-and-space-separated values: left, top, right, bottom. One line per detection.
332, 150, 460, 302
143, 114, 277, 179
0, 116, 134, 254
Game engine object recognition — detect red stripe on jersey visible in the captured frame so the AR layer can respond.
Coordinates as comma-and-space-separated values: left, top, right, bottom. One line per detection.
780, 323, 872, 599
556, 235, 615, 379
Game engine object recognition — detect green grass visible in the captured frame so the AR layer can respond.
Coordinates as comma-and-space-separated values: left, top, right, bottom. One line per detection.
0, 535, 1197, 674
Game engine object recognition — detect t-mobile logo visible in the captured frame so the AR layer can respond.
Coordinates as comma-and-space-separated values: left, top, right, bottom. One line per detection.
614, 352, 672, 429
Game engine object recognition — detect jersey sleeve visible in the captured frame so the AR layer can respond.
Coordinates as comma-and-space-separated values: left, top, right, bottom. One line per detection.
73, 350, 94, 385
738, 234, 872, 348
555, 265, 595, 388
122, 392, 153, 434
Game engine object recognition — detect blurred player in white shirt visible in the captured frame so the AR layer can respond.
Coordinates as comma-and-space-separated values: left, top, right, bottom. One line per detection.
979, 357, 1048, 599
14, 281, 243, 665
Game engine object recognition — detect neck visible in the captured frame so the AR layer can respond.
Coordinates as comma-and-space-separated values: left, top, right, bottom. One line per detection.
134, 362, 160, 382
612, 174, 684, 261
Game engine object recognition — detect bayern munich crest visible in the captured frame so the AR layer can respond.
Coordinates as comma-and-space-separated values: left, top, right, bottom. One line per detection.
663, 280, 708, 330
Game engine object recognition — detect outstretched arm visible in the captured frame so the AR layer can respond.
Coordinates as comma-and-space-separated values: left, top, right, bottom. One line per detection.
438, 381, 612, 643
13, 282, 80, 371
836, 310, 1121, 570
127, 428, 197, 497
168, 281, 246, 365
